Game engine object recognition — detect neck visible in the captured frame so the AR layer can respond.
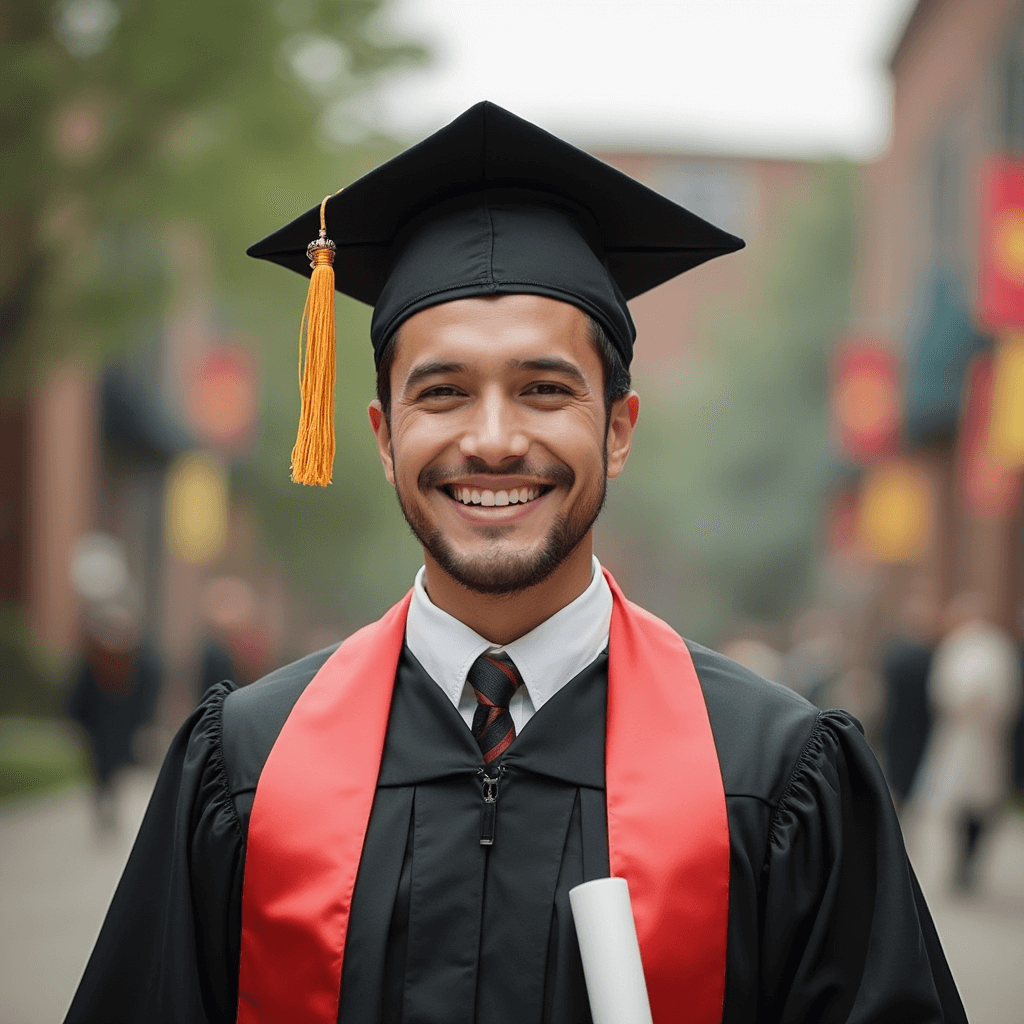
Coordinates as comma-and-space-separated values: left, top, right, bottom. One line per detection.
422, 537, 595, 645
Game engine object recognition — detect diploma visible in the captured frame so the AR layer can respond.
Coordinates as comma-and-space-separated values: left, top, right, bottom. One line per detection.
569, 877, 654, 1024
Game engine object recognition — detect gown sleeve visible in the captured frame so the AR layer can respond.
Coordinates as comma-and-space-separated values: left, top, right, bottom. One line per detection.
761, 709, 967, 1024
64, 682, 245, 1024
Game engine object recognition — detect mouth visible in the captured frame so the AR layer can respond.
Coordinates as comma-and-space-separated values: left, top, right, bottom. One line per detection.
441, 484, 553, 508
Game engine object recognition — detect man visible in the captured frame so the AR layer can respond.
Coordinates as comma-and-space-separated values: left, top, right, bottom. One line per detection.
66, 102, 965, 1024
67, 590, 160, 833
917, 592, 1022, 893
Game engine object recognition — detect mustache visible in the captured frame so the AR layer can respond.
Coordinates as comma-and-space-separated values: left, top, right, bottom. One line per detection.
419, 457, 575, 490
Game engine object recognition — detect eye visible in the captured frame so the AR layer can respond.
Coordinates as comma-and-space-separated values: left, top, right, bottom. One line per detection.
524, 382, 571, 396
419, 385, 464, 399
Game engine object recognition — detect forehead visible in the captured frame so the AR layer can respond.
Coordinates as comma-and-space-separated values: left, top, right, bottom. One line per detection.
391, 294, 599, 377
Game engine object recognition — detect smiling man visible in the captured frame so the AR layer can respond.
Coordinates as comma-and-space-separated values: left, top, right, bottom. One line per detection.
373, 294, 633, 641
66, 103, 966, 1024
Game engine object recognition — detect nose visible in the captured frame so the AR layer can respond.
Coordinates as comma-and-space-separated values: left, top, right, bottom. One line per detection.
459, 388, 529, 464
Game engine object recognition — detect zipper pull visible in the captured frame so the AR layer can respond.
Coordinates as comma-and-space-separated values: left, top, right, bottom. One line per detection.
477, 766, 504, 845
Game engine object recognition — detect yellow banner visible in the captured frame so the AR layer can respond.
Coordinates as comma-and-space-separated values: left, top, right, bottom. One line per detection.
165, 451, 229, 564
857, 460, 932, 564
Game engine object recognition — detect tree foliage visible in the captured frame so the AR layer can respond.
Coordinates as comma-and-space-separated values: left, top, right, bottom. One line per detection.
2, 0, 422, 377
602, 162, 855, 645
1, 0, 426, 623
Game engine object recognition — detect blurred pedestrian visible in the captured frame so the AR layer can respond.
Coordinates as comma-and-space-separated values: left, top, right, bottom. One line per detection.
1014, 680, 1024, 798
781, 607, 843, 704
1013, 604, 1024, 800
196, 577, 255, 700
823, 664, 885, 746
918, 592, 1022, 893
720, 632, 783, 682
198, 635, 236, 702
67, 596, 161, 832
879, 594, 938, 811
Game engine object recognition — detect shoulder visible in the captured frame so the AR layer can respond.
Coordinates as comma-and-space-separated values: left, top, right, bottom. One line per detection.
221, 644, 339, 790
685, 639, 821, 804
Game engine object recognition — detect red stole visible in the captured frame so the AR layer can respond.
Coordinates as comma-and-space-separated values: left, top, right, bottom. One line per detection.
237, 571, 729, 1024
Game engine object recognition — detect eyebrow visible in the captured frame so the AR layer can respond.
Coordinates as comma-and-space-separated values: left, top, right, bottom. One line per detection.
506, 357, 588, 389
401, 355, 590, 397
402, 361, 468, 396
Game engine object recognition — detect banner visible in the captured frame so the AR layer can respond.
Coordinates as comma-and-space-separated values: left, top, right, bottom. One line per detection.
831, 339, 900, 463
165, 451, 229, 564
989, 332, 1024, 468
977, 157, 1024, 328
857, 459, 931, 564
186, 342, 260, 453
958, 353, 1021, 517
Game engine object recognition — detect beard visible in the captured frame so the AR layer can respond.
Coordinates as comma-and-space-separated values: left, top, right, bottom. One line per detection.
394, 454, 607, 595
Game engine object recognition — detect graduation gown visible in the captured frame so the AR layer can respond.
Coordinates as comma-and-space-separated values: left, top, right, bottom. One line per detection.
66, 631, 966, 1024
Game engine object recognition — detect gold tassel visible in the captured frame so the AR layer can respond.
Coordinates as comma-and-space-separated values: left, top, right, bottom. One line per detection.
291, 194, 339, 485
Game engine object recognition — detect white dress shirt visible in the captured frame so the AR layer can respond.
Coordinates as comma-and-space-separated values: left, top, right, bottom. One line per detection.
405, 556, 613, 733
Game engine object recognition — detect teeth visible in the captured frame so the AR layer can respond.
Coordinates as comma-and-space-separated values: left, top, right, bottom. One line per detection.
453, 486, 543, 506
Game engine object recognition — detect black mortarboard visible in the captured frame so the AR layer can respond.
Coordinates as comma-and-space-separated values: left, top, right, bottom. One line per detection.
246, 101, 744, 484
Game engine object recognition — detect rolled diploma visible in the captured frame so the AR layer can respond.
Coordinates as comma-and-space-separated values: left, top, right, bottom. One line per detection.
569, 877, 654, 1024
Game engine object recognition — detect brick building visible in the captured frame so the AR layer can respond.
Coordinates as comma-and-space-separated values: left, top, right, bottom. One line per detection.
596, 150, 816, 380
840, 0, 1024, 630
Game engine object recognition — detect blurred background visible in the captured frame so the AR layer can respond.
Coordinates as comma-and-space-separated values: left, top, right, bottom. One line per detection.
2, 0, 1024, 1020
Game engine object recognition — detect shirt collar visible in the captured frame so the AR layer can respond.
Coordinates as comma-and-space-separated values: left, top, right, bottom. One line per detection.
405, 556, 612, 712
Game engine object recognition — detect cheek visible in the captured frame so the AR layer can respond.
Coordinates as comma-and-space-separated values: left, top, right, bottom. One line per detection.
391, 405, 606, 476
541, 410, 607, 468
391, 416, 452, 475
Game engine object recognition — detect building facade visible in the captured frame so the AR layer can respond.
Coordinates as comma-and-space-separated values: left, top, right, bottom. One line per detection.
840, 0, 1024, 630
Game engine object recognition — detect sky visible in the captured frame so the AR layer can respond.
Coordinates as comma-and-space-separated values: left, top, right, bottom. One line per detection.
365, 0, 918, 159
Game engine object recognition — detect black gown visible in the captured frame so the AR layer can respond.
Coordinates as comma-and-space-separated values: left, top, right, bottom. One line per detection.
65, 639, 966, 1024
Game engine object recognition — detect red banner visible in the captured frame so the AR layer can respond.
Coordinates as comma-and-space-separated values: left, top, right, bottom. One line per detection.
831, 339, 900, 463
958, 353, 1021, 517
978, 157, 1024, 328
989, 331, 1024, 467
186, 343, 260, 451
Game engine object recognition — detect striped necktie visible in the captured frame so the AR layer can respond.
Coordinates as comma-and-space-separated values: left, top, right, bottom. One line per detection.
468, 650, 524, 764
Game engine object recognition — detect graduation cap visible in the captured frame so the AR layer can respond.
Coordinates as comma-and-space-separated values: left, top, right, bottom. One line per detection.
247, 100, 744, 485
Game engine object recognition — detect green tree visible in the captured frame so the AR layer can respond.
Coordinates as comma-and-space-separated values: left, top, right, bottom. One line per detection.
1, 0, 426, 631
603, 162, 856, 645
2, 0, 421, 379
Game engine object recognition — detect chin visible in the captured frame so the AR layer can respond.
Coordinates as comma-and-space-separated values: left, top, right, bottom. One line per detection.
426, 537, 569, 595
397, 478, 606, 596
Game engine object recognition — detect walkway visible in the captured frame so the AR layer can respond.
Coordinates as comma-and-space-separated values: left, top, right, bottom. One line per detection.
1, 773, 1023, 1023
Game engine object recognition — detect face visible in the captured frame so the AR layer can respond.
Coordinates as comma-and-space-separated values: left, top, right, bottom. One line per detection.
369, 294, 637, 595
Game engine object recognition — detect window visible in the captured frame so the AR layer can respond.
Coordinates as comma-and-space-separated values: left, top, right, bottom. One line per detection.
648, 160, 753, 240
998, 5, 1024, 152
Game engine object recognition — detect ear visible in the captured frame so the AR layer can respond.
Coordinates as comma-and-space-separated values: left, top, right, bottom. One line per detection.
368, 400, 395, 485
606, 392, 639, 479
